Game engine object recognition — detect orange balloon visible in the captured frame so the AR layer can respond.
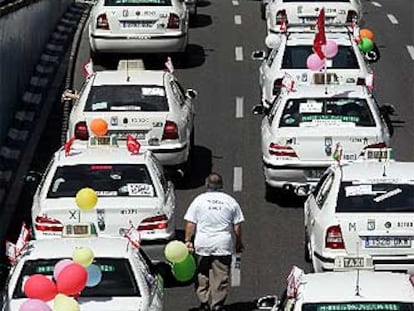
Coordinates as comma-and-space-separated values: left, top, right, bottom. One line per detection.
90, 118, 108, 137
359, 28, 375, 41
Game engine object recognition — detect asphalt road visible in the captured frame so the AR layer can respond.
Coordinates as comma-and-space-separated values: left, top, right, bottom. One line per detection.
5, 0, 412, 310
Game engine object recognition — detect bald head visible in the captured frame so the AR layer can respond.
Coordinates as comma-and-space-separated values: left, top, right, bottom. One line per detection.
206, 172, 223, 191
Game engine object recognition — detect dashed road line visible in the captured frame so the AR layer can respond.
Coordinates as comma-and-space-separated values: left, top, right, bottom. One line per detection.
371, 1, 382, 7
233, 167, 243, 192
235, 46, 243, 61
236, 97, 244, 118
234, 15, 242, 25
387, 14, 399, 24
407, 45, 414, 61
232, 0, 239, 6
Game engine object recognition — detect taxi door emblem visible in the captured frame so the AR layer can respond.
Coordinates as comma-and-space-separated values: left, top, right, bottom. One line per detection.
385, 221, 392, 229
123, 9, 128, 17
367, 219, 375, 231
111, 116, 118, 126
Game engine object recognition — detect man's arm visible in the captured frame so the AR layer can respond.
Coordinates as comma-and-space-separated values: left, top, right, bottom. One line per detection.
184, 221, 196, 251
234, 223, 244, 253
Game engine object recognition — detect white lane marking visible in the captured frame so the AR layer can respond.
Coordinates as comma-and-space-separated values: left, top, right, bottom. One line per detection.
371, 1, 382, 7
233, 167, 243, 192
236, 97, 244, 118
234, 15, 242, 25
387, 14, 399, 24
407, 45, 414, 60
232, 0, 239, 6
235, 46, 243, 61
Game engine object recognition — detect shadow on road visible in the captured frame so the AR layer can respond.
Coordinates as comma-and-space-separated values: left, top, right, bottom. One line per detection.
188, 301, 257, 311
190, 14, 212, 28
265, 187, 306, 208
197, 0, 211, 7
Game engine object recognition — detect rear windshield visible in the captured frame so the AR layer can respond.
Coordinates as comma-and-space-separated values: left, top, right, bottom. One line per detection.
85, 85, 169, 112
47, 164, 155, 198
278, 98, 375, 127
105, 0, 171, 6
282, 46, 359, 69
303, 303, 414, 311
13, 258, 140, 298
336, 182, 414, 213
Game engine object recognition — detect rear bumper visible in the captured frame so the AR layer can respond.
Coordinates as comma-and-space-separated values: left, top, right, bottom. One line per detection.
150, 143, 189, 166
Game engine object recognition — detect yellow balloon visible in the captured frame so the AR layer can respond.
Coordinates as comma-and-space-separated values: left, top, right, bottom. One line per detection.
164, 240, 188, 263
75, 187, 98, 210
53, 294, 80, 311
72, 247, 94, 267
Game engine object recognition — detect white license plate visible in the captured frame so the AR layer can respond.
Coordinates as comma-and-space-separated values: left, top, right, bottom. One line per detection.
110, 132, 146, 140
121, 21, 153, 28
365, 236, 411, 248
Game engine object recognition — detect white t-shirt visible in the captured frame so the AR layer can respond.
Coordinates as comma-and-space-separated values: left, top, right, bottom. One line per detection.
184, 191, 245, 256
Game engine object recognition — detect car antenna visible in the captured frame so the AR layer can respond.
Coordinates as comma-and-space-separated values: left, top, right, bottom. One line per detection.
355, 240, 361, 296
382, 164, 387, 177
126, 60, 130, 82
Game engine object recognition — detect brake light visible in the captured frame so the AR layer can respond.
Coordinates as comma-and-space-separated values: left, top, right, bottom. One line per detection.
325, 225, 345, 249
356, 78, 366, 85
138, 215, 168, 231
273, 78, 283, 96
74, 121, 89, 140
276, 10, 287, 25
167, 13, 180, 29
97, 13, 110, 30
269, 143, 298, 157
346, 10, 358, 24
364, 142, 387, 149
35, 216, 63, 232
162, 121, 179, 140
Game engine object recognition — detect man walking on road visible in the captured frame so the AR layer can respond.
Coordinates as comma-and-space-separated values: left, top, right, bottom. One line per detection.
184, 172, 245, 311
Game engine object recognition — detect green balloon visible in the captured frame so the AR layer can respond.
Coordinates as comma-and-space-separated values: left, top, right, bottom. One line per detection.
358, 37, 374, 53
172, 254, 196, 282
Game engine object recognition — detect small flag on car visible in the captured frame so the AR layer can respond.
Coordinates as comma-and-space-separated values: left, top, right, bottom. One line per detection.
280, 18, 287, 32
82, 58, 94, 79
313, 8, 326, 60
64, 136, 76, 157
165, 56, 174, 73
126, 134, 141, 155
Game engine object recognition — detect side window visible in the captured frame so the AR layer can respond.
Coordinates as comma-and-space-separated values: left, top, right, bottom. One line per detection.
268, 97, 283, 125
39, 157, 55, 192
316, 173, 335, 208
169, 80, 185, 104
150, 155, 168, 194
266, 48, 278, 67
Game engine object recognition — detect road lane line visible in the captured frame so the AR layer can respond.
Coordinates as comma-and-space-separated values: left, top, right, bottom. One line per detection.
234, 15, 242, 25
232, 0, 239, 6
233, 167, 243, 192
235, 46, 243, 61
387, 14, 399, 24
236, 97, 244, 118
371, 1, 382, 7
407, 45, 414, 60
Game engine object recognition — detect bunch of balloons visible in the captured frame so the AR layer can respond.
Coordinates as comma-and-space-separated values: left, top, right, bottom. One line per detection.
358, 28, 375, 53
20, 247, 102, 311
75, 187, 98, 211
164, 240, 196, 282
306, 40, 339, 71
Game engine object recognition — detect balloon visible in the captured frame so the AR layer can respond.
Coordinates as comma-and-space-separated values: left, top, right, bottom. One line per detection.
24, 274, 57, 302
265, 34, 281, 50
53, 294, 80, 311
172, 253, 196, 282
86, 264, 102, 287
90, 118, 108, 137
359, 28, 375, 41
53, 259, 73, 280
306, 53, 325, 71
19, 299, 52, 311
322, 40, 339, 58
72, 247, 94, 267
56, 263, 87, 295
75, 187, 97, 210
164, 240, 189, 263
358, 37, 374, 53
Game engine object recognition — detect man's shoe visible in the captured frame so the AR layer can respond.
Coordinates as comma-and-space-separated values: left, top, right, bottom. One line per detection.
199, 303, 210, 311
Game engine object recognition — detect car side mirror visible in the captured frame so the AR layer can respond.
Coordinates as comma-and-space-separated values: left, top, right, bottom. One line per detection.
251, 50, 266, 61
252, 104, 265, 115
379, 103, 396, 116
24, 171, 42, 186
152, 261, 195, 288
185, 89, 198, 99
256, 295, 279, 310
364, 44, 380, 63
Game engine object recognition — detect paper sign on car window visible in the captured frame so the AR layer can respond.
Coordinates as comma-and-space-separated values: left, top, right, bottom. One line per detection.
345, 185, 373, 197
92, 101, 108, 111
142, 87, 165, 96
127, 183, 154, 197
299, 101, 323, 114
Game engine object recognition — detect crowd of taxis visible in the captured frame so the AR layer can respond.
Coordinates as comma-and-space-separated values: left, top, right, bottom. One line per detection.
2, 0, 414, 310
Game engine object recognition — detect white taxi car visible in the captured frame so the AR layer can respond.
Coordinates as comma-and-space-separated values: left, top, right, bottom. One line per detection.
252, 29, 374, 109
256, 85, 392, 192
66, 65, 196, 172
29, 139, 176, 241
264, 0, 362, 31
255, 267, 414, 311
304, 155, 414, 273
2, 237, 166, 310
89, 0, 189, 55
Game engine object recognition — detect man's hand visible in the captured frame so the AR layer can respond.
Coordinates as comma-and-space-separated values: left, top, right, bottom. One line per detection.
236, 240, 244, 253
185, 241, 194, 252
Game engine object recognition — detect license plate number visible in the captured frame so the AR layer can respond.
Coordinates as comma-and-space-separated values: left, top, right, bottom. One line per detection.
111, 132, 146, 140
121, 21, 153, 28
365, 237, 411, 248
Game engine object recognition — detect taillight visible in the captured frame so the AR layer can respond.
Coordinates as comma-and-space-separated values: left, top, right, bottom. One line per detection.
269, 143, 298, 157
276, 10, 287, 25
138, 215, 168, 231
35, 216, 63, 232
167, 13, 180, 29
356, 78, 365, 85
346, 10, 358, 23
74, 121, 89, 140
325, 225, 345, 249
272, 78, 283, 96
162, 121, 179, 140
97, 13, 110, 30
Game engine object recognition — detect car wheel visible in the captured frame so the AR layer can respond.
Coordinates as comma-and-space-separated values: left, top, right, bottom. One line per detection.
304, 231, 311, 263
265, 182, 277, 201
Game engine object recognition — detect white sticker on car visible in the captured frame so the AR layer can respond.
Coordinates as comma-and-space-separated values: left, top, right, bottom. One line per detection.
142, 87, 165, 96
299, 101, 323, 114
345, 184, 373, 197
373, 188, 402, 202
127, 183, 154, 197
92, 101, 108, 111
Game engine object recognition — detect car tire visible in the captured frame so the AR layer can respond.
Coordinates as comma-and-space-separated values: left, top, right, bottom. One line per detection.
304, 231, 311, 263
265, 182, 276, 201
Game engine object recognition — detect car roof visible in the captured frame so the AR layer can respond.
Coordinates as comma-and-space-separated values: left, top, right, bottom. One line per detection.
92, 70, 167, 87
22, 237, 132, 260
340, 161, 414, 182
301, 271, 414, 302
280, 85, 369, 99
287, 32, 352, 45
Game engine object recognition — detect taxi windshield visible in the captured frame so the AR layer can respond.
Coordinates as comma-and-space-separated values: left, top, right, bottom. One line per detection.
85, 85, 168, 112
337, 182, 414, 213
105, 0, 172, 6
13, 258, 140, 298
47, 164, 155, 198
302, 302, 414, 311
278, 98, 375, 127
282, 46, 359, 69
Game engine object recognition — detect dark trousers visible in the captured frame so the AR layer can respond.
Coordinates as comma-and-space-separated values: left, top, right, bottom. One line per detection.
195, 255, 232, 309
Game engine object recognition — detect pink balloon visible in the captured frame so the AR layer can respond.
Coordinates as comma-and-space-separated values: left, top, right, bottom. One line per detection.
19, 299, 52, 311
53, 259, 73, 280
323, 40, 339, 58
306, 53, 325, 71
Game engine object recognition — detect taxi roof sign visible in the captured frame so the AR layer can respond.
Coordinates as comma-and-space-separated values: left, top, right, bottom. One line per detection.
62, 223, 97, 238
334, 255, 374, 272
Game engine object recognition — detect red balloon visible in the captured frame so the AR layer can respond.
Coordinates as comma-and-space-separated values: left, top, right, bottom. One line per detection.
24, 274, 57, 302
56, 263, 87, 295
